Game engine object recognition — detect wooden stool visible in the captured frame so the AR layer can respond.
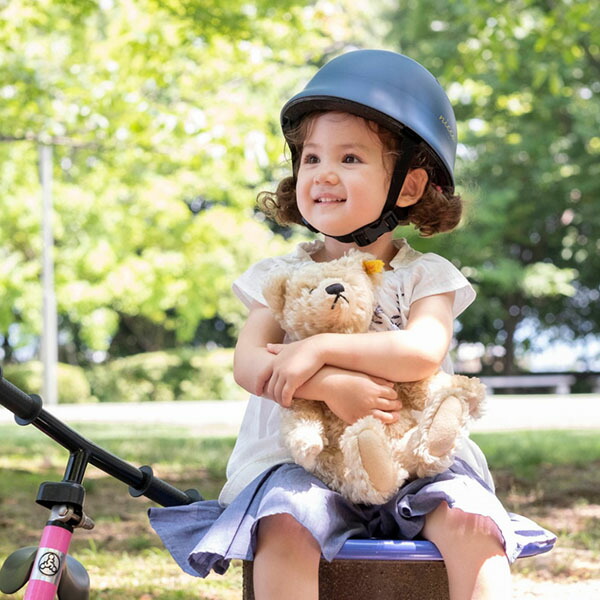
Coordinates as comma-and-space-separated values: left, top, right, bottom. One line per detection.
242, 530, 556, 600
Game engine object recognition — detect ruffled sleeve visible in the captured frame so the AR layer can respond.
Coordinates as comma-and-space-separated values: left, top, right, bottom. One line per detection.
407, 253, 476, 318
232, 257, 277, 309
231, 241, 321, 309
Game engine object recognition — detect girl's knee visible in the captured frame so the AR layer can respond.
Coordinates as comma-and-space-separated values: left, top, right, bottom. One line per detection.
256, 513, 319, 552
424, 502, 504, 550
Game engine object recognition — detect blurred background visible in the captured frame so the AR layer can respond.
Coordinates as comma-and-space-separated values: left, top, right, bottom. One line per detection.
1, 0, 599, 404
1, 3, 599, 598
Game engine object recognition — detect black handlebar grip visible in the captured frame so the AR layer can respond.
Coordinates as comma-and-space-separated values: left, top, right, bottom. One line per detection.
129, 465, 203, 506
0, 367, 43, 424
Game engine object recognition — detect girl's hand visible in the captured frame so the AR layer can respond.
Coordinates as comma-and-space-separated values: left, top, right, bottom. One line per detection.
322, 371, 402, 425
265, 339, 325, 407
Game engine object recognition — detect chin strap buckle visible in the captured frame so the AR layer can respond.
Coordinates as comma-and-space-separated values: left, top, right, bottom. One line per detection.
349, 208, 407, 247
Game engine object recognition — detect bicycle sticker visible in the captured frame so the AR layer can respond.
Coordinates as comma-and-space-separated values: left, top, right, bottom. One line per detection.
30, 548, 64, 584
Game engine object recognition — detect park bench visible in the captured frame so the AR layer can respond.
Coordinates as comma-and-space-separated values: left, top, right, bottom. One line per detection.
242, 516, 556, 600
479, 374, 576, 395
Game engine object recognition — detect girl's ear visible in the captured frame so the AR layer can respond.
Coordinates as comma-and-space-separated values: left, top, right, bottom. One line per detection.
396, 168, 428, 207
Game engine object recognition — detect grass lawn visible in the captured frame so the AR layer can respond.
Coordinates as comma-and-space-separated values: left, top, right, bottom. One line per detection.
1, 423, 599, 598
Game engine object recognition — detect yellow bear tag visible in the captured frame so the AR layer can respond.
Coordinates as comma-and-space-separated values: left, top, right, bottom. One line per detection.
363, 259, 385, 274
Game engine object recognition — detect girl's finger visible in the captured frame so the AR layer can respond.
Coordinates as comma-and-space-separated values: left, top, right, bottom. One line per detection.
379, 398, 403, 411
371, 376, 396, 388
281, 385, 293, 408
266, 343, 284, 355
379, 386, 399, 400
371, 409, 398, 424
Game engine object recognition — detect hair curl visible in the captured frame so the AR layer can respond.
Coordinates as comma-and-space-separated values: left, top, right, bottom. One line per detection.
258, 112, 463, 237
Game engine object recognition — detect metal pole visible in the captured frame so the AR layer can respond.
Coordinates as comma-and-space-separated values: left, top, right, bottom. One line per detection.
39, 143, 58, 405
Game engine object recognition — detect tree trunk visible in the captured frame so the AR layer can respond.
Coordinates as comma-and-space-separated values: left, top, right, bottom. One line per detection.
1, 333, 13, 362
502, 311, 520, 375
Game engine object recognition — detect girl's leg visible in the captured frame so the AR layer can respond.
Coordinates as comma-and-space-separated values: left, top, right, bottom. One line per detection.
253, 513, 321, 600
423, 502, 512, 600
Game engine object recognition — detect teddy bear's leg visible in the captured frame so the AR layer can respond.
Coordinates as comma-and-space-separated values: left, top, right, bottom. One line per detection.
412, 392, 470, 477
280, 399, 328, 471
427, 395, 467, 456
339, 416, 408, 504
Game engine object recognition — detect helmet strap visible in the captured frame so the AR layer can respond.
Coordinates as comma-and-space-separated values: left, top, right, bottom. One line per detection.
302, 136, 420, 247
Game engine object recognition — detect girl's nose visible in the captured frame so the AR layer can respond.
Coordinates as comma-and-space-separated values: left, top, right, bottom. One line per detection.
314, 165, 339, 185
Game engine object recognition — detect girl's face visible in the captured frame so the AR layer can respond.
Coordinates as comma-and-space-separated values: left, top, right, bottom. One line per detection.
296, 112, 393, 238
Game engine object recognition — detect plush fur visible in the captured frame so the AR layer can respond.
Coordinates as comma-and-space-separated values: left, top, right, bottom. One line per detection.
263, 249, 486, 505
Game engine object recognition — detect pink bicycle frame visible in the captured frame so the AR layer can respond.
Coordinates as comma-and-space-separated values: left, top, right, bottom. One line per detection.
0, 369, 200, 599
25, 524, 73, 600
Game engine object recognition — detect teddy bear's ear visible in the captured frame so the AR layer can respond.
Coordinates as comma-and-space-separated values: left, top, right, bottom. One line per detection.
262, 270, 289, 319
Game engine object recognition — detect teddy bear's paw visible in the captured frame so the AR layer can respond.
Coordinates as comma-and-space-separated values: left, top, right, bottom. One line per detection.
356, 429, 399, 494
340, 416, 401, 495
294, 444, 323, 471
285, 426, 325, 471
291, 439, 324, 471
426, 395, 467, 457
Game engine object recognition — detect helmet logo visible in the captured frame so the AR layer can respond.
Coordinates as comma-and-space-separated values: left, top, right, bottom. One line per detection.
439, 115, 456, 141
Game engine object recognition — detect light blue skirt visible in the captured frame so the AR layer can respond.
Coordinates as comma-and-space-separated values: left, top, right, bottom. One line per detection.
149, 459, 551, 578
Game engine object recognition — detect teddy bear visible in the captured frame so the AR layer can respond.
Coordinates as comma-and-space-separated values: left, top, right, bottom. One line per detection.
262, 248, 486, 505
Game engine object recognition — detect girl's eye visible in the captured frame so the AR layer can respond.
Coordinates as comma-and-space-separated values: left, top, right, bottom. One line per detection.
342, 154, 361, 164
303, 153, 319, 164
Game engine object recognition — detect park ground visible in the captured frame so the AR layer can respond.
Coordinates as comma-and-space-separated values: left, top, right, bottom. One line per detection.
0, 401, 599, 598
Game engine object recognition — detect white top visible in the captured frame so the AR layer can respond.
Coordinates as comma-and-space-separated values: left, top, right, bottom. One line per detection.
219, 239, 492, 505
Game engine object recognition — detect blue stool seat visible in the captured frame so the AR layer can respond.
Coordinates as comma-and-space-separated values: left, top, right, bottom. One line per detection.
336, 534, 556, 561
335, 512, 557, 561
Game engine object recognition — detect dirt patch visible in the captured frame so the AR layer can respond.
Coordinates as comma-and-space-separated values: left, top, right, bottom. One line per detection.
492, 463, 600, 596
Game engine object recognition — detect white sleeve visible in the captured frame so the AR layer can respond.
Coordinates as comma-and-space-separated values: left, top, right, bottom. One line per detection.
407, 254, 476, 318
231, 257, 278, 309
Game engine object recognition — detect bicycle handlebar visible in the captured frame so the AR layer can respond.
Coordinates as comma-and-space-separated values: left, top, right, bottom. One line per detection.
0, 368, 43, 423
0, 367, 201, 507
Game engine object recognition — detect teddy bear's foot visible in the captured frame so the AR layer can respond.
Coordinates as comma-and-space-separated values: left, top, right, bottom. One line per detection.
427, 395, 465, 457
357, 428, 398, 493
408, 392, 471, 480
339, 416, 406, 504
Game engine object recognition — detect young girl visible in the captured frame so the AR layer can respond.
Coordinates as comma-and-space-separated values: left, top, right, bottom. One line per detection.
150, 50, 551, 600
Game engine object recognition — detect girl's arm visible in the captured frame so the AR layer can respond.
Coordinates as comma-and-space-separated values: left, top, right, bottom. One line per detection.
233, 301, 285, 397
267, 291, 455, 407
295, 366, 402, 424
233, 301, 402, 423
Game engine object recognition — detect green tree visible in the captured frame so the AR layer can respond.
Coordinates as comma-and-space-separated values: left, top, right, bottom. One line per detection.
385, 0, 600, 372
0, 0, 383, 363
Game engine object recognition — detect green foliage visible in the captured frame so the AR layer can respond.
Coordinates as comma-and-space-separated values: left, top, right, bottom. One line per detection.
386, 0, 600, 371
3, 360, 93, 403
87, 347, 244, 403
0, 0, 380, 362
1, 0, 598, 373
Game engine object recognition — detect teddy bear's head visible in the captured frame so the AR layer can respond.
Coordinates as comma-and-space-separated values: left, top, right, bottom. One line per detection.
263, 250, 384, 340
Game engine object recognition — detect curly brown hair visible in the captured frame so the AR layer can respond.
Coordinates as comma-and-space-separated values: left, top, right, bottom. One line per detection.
258, 111, 463, 237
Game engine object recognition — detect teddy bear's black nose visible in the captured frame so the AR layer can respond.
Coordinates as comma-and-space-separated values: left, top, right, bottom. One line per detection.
325, 283, 345, 296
